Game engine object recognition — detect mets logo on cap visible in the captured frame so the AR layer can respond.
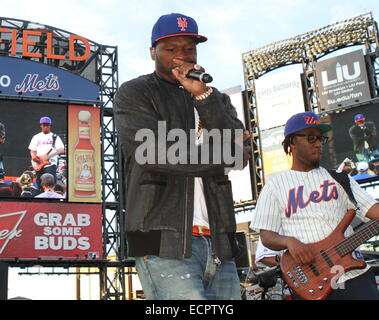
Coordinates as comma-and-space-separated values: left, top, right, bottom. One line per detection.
354, 114, 365, 122
40, 116, 52, 124
177, 17, 188, 31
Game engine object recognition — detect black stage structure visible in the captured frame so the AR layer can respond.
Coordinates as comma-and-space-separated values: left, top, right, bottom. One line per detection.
0, 17, 130, 300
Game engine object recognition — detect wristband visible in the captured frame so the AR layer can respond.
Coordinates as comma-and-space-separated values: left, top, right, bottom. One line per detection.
193, 87, 213, 101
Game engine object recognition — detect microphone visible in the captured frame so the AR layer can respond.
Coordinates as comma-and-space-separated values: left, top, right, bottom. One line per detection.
187, 70, 213, 83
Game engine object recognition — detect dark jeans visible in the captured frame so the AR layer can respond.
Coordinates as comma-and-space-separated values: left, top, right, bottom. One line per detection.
135, 235, 241, 300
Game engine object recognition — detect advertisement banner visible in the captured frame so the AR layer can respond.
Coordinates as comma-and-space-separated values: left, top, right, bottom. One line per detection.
261, 126, 292, 180
68, 105, 102, 203
0, 56, 99, 101
0, 202, 102, 260
315, 49, 371, 111
255, 67, 305, 130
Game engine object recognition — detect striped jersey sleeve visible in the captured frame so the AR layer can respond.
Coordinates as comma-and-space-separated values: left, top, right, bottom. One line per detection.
250, 181, 282, 233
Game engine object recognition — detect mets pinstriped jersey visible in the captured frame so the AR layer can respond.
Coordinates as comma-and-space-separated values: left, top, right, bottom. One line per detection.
250, 167, 377, 283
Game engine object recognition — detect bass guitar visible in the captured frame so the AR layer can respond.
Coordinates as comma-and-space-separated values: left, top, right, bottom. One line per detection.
32, 158, 50, 171
31, 150, 52, 172
280, 209, 379, 300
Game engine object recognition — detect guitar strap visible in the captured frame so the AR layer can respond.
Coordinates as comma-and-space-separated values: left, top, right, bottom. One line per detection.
47, 134, 57, 155
327, 169, 358, 209
52, 133, 57, 150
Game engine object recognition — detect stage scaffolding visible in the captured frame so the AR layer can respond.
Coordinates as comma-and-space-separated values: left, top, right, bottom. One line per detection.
0, 17, 129, 300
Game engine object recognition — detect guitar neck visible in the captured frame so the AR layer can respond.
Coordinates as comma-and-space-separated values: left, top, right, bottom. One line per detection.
335, 219, 379, 256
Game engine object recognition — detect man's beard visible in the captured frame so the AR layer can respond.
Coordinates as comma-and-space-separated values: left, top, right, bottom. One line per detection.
311, 160, 320, 168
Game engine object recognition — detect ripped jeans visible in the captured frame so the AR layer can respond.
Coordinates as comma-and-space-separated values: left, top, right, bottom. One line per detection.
135, 235, 241, 300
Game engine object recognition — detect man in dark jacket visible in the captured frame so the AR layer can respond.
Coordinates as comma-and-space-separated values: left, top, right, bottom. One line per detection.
349, 113, 379, 162
114, 13, 249, 300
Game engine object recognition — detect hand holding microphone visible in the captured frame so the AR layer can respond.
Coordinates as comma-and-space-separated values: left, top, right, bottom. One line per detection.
172, 59, 213, 96
187, 64, 213, 83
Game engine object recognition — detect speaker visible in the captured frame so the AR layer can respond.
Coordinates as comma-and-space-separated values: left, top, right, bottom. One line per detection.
235, 232, 251, 268
0, 262, 8, 300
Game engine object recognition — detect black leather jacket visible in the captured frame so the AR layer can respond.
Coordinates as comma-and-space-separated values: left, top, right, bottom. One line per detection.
114, 72, 244, 261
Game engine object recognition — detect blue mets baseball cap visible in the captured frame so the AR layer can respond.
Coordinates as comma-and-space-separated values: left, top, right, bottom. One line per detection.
151, 13, 207, 47
40, 116, 52, 124
284, 112, 332, 137
354, 114, 365, 122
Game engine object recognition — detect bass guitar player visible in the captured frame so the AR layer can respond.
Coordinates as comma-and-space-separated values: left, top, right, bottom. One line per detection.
250, 111, 379, 300
29, 116, 65, 191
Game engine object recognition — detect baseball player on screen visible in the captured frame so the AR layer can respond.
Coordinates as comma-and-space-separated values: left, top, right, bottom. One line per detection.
29, 116, 65, 191
349, 113, 379, 162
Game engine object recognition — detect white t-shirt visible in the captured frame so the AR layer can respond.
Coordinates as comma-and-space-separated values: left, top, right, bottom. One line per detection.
250, 167, 377, 283
255, 237, 282, 266
35, 190, 64, 199
193, 109, 209, 227
28, 132, 64, 167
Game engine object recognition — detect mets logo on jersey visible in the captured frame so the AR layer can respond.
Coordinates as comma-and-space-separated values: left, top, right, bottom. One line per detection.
285, 180, 338, 217
177, 17, 188, 31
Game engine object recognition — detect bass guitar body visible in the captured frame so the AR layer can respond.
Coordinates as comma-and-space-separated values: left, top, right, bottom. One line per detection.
280, 209, 366, 300
32, 159, 51, 171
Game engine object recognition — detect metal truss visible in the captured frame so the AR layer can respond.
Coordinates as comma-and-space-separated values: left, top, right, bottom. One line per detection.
241, 12, 379, 201
98, 46, 130, 300
0, 17, 129, 300
241, 86, 264, 202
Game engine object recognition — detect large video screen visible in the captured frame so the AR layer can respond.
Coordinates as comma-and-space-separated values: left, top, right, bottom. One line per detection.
0, 100, 67, 199
320, 101, 379, 181
0, 99, 101, 202
0, 100, 102, 260
0, 100, 66, 177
